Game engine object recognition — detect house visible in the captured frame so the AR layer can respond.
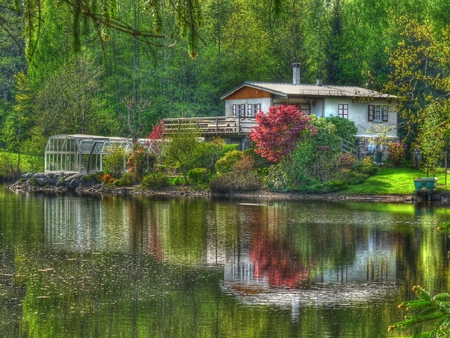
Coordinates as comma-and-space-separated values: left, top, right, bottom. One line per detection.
163, 63, 398, 156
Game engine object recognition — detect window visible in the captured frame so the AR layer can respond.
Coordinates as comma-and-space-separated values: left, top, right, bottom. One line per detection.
233, 104, 246, 118
247, 104, 261, 118
368, 105, 388, 122
300, 103, 310, 115
338, 104, 348, 119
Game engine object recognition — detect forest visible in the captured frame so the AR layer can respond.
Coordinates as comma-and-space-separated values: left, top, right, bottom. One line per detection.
1, 0, 450, 157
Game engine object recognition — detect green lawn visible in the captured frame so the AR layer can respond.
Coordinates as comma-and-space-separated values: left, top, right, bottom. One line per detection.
343, 167, 449, 195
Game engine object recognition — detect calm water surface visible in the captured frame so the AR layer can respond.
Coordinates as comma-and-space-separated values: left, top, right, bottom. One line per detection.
1, 185, 450, 337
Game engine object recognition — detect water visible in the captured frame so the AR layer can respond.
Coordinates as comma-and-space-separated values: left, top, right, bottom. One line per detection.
1, 186, 449, 337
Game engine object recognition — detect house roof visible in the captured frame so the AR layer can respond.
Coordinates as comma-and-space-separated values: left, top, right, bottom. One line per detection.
220, 81, 395, 100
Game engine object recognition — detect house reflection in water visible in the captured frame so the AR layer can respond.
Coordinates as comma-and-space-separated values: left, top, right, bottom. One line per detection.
43, 196, 400, 321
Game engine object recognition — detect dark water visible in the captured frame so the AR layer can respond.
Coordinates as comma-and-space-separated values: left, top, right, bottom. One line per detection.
1, 186, 449, 337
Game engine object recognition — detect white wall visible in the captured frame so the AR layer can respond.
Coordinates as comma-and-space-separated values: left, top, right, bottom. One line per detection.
323, 98, 398, 137
224, 98, 272, 117
224, 97, 398, 138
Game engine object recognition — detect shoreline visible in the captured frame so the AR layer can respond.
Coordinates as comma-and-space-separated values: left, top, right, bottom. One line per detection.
6, 171, 443, 204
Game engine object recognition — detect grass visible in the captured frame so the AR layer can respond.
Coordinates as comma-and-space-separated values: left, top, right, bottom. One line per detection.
343, 166, 449, 195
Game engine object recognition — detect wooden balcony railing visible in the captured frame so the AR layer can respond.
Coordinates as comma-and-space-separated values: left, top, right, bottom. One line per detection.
162, 117, 257, 136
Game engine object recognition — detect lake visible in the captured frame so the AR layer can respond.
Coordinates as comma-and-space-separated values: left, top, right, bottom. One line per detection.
1, 185, 449, 337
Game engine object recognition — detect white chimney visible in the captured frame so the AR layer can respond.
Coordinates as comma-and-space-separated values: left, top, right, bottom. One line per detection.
292, 63, 301, 84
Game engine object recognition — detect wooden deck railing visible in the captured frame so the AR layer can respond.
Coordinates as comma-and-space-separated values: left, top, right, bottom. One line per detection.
162, 117, 257, 136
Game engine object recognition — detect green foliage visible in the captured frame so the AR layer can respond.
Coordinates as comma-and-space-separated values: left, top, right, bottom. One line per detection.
169, 176, 185, 186
0, 152, 17, 180
389, 285, 450, 336
326, 116, 358, 143
215, 150, 243, 175
217, 144, 239, 158
113, 172, 135, 187
103, 144, 129, 178
162, 124, 203, 184
419, 102, 448, 175
326, 180, 347, 192
262, 163, 290, 192
351, 161, 379, 176
141, 172, 169, 189
187, 168, 208, 185
286, 117, 342, 189
127, 144, 150, 182
210, 155, 261, 192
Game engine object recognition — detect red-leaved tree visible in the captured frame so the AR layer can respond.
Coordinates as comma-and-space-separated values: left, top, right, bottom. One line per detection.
146, 119, 165, 155
249, 105, 316, 162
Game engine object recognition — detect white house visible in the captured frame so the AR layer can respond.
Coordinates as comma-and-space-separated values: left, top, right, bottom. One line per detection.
163, 64, 398, 154
221, 63, 397, 139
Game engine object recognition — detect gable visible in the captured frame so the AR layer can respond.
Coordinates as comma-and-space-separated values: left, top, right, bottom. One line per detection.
224, 86, 272, 100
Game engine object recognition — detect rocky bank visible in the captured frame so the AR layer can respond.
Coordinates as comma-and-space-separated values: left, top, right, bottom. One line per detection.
6, 171, 450, 204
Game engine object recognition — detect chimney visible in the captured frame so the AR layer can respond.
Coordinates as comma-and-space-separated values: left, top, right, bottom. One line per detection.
292, 62, 301, 84
316, 78, 323, 86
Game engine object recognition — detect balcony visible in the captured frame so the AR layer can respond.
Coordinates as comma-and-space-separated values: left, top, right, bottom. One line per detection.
162, 117, 257, 137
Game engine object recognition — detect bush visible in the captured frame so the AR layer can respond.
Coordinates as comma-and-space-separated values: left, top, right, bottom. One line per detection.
263, 163, 290, 192
0, 153, 17, 181
215, 150, 243, 175
83, 173, 103, 183
141, 172, 169, 189
387, 141, 406, 167
170, 176, 184, 186
326, 180, 347, 191
352, 158, 378, 176
187, 168, 208, 185
101, 174, 115, 184
127, 144, 150, 182
340, 152, 357, 167
209, 172, 261, 193
103, 145, 129, 178
113, 172, 135, 187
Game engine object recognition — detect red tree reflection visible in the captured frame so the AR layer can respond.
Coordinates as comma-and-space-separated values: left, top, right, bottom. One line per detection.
251, 227, 313, 288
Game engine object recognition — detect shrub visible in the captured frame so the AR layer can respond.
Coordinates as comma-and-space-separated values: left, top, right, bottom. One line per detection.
217, 143, 239, 158
101, 174, 115, 184
170, 176, 184, 186
209, 172, 260, 192
187, 168, 208, 185
326, 180, 347, 191
387, 141, 406, 167
0, 153, 17, 181
340, 152, 357, 167
141, 172, 169, 189
263, 163, 290, 192
127, 144, 149, 182
352, 157, 378, 176
215, 150, 243, 175
113, 172, 135, 187
83, 173, 102, 183
103, 145, 129, 178
347, 175, 366, 185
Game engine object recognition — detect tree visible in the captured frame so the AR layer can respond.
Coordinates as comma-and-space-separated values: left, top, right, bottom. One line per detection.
161, 123, 203, 183
287, 116, 342, 186
385, 16, 450, 144
249, 105, 316, 163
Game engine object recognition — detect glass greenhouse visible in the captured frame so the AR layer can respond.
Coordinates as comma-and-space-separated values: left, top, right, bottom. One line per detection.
44, 135, 144, 173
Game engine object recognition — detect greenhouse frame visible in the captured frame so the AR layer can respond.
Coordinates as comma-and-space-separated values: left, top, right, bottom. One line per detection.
44, 134, 146, 174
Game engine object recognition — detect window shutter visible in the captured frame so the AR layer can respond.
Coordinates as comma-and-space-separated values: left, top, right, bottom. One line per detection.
248, 104, 252, 118
240, 104, 246, 119
382, 105, 388, 122
368, 105, 374, 121
233, 104, 236, 117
